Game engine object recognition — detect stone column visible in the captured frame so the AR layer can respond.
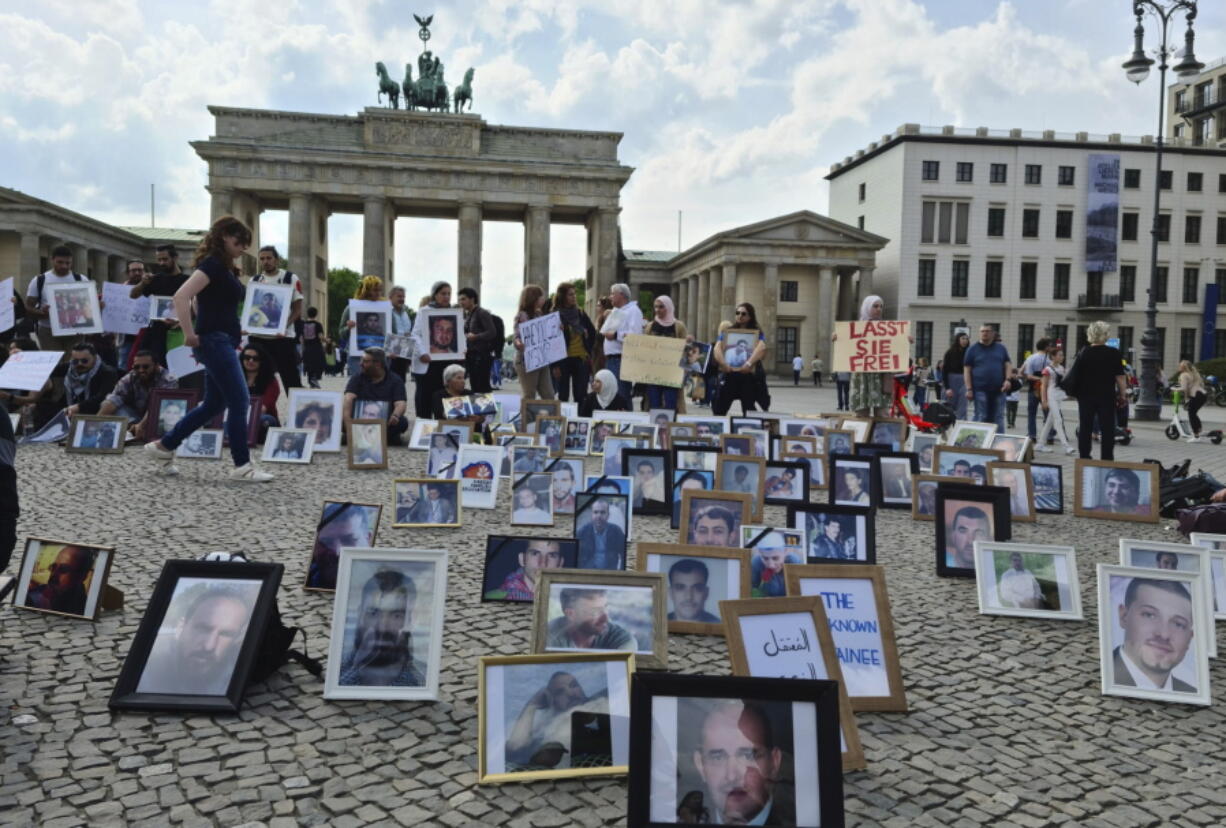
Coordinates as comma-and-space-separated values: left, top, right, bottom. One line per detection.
857, 266, 876, 306
69, 243, 89, 277
362, 197, 394, 281
209, 187, 234, 222
836, 269, 854, 320
719, 262, 738, 330
109, 254, 126, 284
694, 271, 709, 341
18, 232, 42, 293
288, 193, 314, 301
761, 262, 779, 369
816, 266, 836, 361
89, 249, 109, 286
458, 202, 483, 296
524, 205, 550, 287
705, 269, 721, 342
587, 208, 619, 307
677, 278, 690, 327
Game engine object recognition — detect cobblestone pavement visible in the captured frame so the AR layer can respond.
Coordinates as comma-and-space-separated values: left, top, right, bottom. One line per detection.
4, 379, 1226, 827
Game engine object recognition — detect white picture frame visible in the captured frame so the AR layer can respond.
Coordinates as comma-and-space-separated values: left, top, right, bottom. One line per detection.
260, 427, 316, 464
457, 444, 503, 510
416, 307, 466, 362
175, 429, 224, 460
1119, 539, 1216, 658
287, 390, 343, 453
974, 542, 1082, 620
149, 295, 178, 323
348, 298, 391, 354
242, 281, 294, 336
46, 282, 102, 336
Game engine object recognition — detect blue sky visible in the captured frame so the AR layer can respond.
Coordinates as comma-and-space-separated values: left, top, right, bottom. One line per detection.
1, 0, 1223, 321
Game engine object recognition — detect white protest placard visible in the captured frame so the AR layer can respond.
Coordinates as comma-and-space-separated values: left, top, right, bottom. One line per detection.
832, 320, 910, 373
457, 444, 503, 509
101, 282, 150, 335
519, 312, 566, 373
0, 350, 62, 391
0, 278, 14, 334
166, 345, 204, 378
619, 334, 685, 388
348, 299, 391, 354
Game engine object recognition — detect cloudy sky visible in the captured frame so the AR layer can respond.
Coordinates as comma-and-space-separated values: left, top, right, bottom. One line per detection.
2, 0, 1223, 322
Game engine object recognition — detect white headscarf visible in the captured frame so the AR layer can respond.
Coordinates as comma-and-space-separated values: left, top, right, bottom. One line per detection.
858, 294, 884, 321
594, 369, 618, 409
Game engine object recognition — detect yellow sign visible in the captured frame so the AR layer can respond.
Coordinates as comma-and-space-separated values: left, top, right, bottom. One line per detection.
620, 334, 685, 388
832, 320, 910, 373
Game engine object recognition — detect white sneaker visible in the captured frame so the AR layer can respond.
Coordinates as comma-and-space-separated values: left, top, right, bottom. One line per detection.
230, 463, 274, 482
1036, 446, 1052, 453
143, 441, 174, 461
1065, 447, 1077, 455
1186, 436, 1201, 443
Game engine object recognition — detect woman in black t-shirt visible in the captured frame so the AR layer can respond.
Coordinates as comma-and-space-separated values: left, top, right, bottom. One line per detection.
1069, 320, 1127, 460
300, 306, 326, 388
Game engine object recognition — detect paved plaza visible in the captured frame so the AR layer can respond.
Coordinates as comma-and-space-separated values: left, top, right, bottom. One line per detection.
4, 381, 1226, 828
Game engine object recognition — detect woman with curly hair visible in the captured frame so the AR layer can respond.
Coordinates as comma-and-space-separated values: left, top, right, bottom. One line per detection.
337, 275, 386, 376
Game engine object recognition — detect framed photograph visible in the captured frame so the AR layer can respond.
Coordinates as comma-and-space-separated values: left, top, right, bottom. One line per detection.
774, 434, 818, 459
936, 484, 1012, 577
676, 414, 729, 437
563, 417, 593, 456
536, 414, 566, 457
409, 418, 439, 450
763, 460, 810, 505
780, 418, 828, 440
427, 431, 462, 477
671, 469, 714, 529
1031, 463, 1065, 514
13, 537, 116, 620
304, 501, 383, 591
715, 454, 766, 521
66, 415, 125, 454
523, 399, 561, 429
262, 428, 315, 464
1210, 551, 1226, 620
672, 444, 720, 473
783, 451, 826, 492
512, 472, 555, 526
839, 416, 871, 444
663, 422, 696, 451
875, 452, 919, 509
349, 299, 390, 353
1097, 564, 1210, 706
911, 474, 962, 521
719, 433, 754, 457
478, 652, 633, 783
511, 444, 550, 477
456, 444, 502, 510
622, 449, 671, 516
741, 527, 806, 597
543, 457, 582, 515
987, 461, 1036, 522
205, 396, 263, 449
392, 479, 461, 528
109, 560, 282, 712
420, 307, 464, 360
947, 420, 997, 449
853, 442, 892, 460
352, 399, 391, 422
788, 503, 875, 565
681, 339, 711, 378
828, 454, 876, 507
975, 542, 1082, 620
1189, 532, 1226, 552
147, 389, 199, 441
46, 281, 102, 336
532, 570, 668, 670
1119, 539, 1216, 658
720, 327, 760, 369
176, 429, 225, 460
584, 475, 635, 541
482, 536, 579, 603
906, 432, 940, 473
636, 543, 750, 635
242, 281, 293, 336
574, 491, 630, 570
823, 428, 855, 457
627, 672, 844, 827
931, 445, 1005, 482
784, 562, 908, 712
288, 389, 342, 452
347, 419, 388, 470
626, 424, 659, 446
601, 435, 648, 478
589, 420, 620, 455
991, 433, 1031, 463
720, 595, 866, 772
678, 490, 752, 549
1074, 459, 1160, 523
868, 417, 907, 451
149, 294, 178, 322
385, 332, 415, 360
323, 547, 447, 701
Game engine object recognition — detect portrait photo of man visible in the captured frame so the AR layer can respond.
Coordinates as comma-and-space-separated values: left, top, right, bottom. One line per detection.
1088, 467, 1151, 516
576, 496, 627, 570
687, 502, 741, 548
180, 430, 220, 458
633, 457, 666, 506
944, 502, 992, 570
75, 420, 119, 450
750, 532, 801, 597
355, 311, 385, 350
806, 513, 859, 561
666, 558, 721, 624
338, 569, 425, 687
429, 314, 458, 354
158, 399, 186, 435
484, 539, 568, 602
880, 459, 912, 501
270, 431, 307, 461
22, 544, 99, 617
1110, 576, 1197, 694
545, 587, 638, 652
306, 502, 379, 591
503, 666, 611, 771
997, 550, 1044, 609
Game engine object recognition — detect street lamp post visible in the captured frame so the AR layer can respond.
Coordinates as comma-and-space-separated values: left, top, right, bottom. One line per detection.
1122, 0, 1204, 420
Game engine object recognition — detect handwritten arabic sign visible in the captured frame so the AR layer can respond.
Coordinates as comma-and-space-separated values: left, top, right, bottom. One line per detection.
620, 334, 685, 388
832, 320, 909, 373
737, 611, 829, 681
101, 282, 150, 335
519, 312, 566, 373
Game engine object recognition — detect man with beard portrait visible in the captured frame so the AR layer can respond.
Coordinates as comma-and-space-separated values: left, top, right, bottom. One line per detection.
339, 569, 425, 687
137, 584, 256, 695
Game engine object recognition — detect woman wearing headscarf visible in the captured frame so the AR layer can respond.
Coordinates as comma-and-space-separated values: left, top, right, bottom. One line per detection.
642, 295, 689, 412
841, 295, 895, 418
579, 369, 631, 417
551, 281, 597, 403
411, 281, 453, 418
337, 276, 386, 376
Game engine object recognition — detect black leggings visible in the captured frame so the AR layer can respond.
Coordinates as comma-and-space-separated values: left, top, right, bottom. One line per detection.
1188, 390, 1208, 434
1078, 396, 1117, 460
713, 372, 766, 416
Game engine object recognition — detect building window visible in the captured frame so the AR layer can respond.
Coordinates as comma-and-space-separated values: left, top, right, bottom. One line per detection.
1058, 166, 1075, 186
987, 207, 1006, 237
1159, 170, 1172, 190
1184, 267, 1200, 304
858, 182, 866, 202
1053, 263, 1070, 300
990, 163, 1007, 183
1024, 164, 1042, 185
1050, 325, 1068, 350
1156, 213, 1170, 242
1055, 210, 1073, 239
921, 200, 969, 244
776, 326, 798, 364
779, 281, 798, 302
1019, 262, 1037, 299
917, 259, 936, 297
1122, 212, 1139, 241
1219, 173, 1226, 193
984, 261, 1003, 298
1120, 265, 1136, 303
1118, 326, 1134, 359
922, 160, 940, 181
921, 202, 935, 243
1017, 324, 1034, 361
857, 216, 865, 230
1022, 209, 1040, 238
1218, 215, 1226, 244
1188, 172, 1204, 192
1186, 215, 1202, 244
1217, 267, 1226, 294
1156, 328, 1167, 362
956, 162, 973, 182
1180, 328, 1198, 362
951, 260, 969, 298
1155, 266, 1168, 303
915, 321, 933, 363
1075, 325, 1089, 352
1215, 330, 1226, 359
1124, 168, 1141, 189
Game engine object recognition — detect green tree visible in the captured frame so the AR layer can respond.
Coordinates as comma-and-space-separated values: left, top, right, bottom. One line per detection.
327, 267, 360, 335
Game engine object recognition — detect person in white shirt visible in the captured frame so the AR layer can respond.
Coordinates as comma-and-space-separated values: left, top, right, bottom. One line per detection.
792, 354, 803, 386
24, 245, 89, 354
1036, 349, 1076, 455
599, 283, 644, 403
997, 552, 1043, 608
250, 246, 304, 389
1020, 338, 1052, 441
1112, 577, 1197, 693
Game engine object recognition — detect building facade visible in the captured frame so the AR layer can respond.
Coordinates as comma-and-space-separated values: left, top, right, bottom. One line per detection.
826, 123, 1226, 369
1169, 57, 1226, 147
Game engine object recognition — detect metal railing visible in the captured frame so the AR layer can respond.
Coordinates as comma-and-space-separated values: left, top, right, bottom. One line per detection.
1077, 293, 1124, 310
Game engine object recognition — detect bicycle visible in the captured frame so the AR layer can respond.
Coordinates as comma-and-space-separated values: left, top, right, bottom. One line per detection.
1207, 375, 1226, 407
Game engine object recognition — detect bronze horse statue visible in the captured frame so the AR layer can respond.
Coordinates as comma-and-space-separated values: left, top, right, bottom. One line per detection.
402, 63, 450, 112
375, 61, 400, 109
453, 67, 475, 113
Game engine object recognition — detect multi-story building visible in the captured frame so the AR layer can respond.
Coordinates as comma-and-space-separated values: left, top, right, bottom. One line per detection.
825, 122, 1226, 369
1169, 57, 1226, 147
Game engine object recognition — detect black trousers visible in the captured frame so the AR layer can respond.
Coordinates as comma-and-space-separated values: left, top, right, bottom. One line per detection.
713, 372, 767, 416
256, 336, 302, 390
466, 353, 493, 393
1188, 391, 1207, 434
1077, 395, 1117, 460
555, 356, 589, 402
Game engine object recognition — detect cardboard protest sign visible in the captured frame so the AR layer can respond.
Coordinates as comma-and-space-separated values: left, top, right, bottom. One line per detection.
519, 312, 566, 373
0, 350, 62, 391
0, 278, 13, 333
166, 345, 204, 378
101, 282, 150, 336
832, 320, 910, 373
620, 334, 685, 388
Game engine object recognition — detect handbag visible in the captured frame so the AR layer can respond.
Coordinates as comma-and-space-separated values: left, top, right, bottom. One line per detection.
1060, 348, 1086, 400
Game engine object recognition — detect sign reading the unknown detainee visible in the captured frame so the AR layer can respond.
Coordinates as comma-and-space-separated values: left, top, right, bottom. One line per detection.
832, 320, 909, 373
620, 334, 685, 388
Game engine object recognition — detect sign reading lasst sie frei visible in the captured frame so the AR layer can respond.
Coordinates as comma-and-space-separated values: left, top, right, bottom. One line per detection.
619, 334, 685, 388
832, 320, 910, 373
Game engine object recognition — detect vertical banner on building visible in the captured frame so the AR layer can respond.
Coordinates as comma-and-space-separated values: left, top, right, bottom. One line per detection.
1202, 283, 1219, 362
1085, 153, 1120, 273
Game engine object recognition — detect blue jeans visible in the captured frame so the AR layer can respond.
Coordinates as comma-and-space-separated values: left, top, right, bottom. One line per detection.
605, 355, 631, 403
160, 332, 251, 467
945, 375, 967, 419
646, 385, 678, 410
1027, 390, 1043, 439
836, 379, 850, 410
973, 389, 1007, 432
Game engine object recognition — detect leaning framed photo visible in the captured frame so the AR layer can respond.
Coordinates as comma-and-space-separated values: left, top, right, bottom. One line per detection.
974, 542, 1082, 620
511, 472, 555, 527
1074, 459, 1159, 523
323, 547, 448, 701
536, 414, 566, 457
868, 416, 907, 451
146, 388, 199, 441
545, 457, 583, 515
523, 399, 562, 429
66, 415, 126, 454
911, 474, 962, 521
678, 489, 752, 549
931, 445, 1005, 481
12, 537, 116, 621
823, 428, 855, 457
1119, 538, 1216, 659
261, 428, 315, 464
288, 389, 343, 453
482, 535, 579, 603
1031, 463, 1064, 514
626, 671, 844, 828
242, 281, 293, 336
109, 560, 283, 713
347, 419, 388, 470
741, 527, 806, 597
176, 429, 225, 460
838, 416, 871, 444
763, 460, 810, 506
392, 479, 461, 528
457, 444, 503, 510
563, 417, 593, 456
715, 454, 766, 522
783, 451, 826, 492
986, 461, 1036, 522
827, 453, 876, 508
789, 503, 875, 564
532, 569, 669, 670
936, 484, 1012, 577
990, 433, 1031, 464
304, 500, 383, 591
636, 543, 750, 636
1097, 564, 1210, 706
874, 452, 919, 509
947, 420, 997, 449
46, 281, 103, 336
478, 651, 634, 784
574, 490, 631, 570
905, 432, 939, 473
622, 448, 671, 516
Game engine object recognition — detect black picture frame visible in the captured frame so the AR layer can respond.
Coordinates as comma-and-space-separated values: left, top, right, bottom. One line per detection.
935, 483, 1012, 578
573, 491, 631, 570
827, 453, 878, 508
873, 451, 920, 510
787, 502, 876, 565
763, 460, 811, 506
1031, 462, 1065, 514
622, 448, 672, 516
670, 444, 721, 473
627, 672, 845, 828
480, 535, 579, 603
109, 560, 283, 713
853, 442, 893, 459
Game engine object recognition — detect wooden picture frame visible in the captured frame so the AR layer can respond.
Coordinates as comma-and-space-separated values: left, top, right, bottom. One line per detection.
391, 479, 462, 528
715, 454, 766, 522
146, 388, 199, 441
773, 433, 818, 459
563, 417, 593, 456
532, 569, 669, 670
65, 415, 126, 454
935, 483, 1013, 577
931, 445, 1006, 480
905, 431, 940, 473
1119, 538, 1217, 659
636, 542, 750, 636
947, 420, 997, 449
911, 474, 963, 521
823, 428, 855, 458
718, 433, 754, 457
12, 536, 118, 621
991, 433, 1032, 464
677, 489, 753, 549
839, 416, 872, 444
1073, 459, 1160, 523
46, 281, 103, 336
783, 451, 826, 491
347, 419, 388, 470
670, 444, 720, 473
523, 398, 562, 428
868, 416, 908, 451
763, 460, 811, 506
986, 461, 1036, 522
288, 389, 343, 452
536, 414, 567, 457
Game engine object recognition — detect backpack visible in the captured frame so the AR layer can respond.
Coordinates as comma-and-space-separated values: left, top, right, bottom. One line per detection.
1177, 503, 1226, 536
35, 272, 84, 305
248, 601, 323, 685
490, 313, 506, 357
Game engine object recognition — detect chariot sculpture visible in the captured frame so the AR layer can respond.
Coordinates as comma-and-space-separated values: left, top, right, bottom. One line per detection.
374, 14, 475, 114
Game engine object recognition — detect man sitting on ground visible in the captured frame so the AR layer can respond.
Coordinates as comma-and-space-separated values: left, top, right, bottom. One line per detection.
343, 347, 408, 444
99, 350, 178, 438
61, 343, 118, 419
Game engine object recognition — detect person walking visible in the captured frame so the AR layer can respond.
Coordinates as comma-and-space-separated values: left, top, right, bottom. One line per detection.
514, 284, 557, 413
552, 281, 596, 403
411, 281, 453, 418
712, 303, 769, 416
643, 296, 688, 412
1020, 337, 1052, 442
300, 307, 326, 388
1067, 321, 1127, 460
1175, 359, 1208, 442
811, 354, 823, 387
142, 216, 272, 482
963, 324, 1011, 432
942, 331, 970, 419
1036, 348, 1076, 455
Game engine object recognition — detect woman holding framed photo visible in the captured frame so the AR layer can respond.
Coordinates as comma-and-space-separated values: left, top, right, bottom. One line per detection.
336, 276, 385, 376
712, 303, 769, 417
641, 295, 689, 413
411, 281, 453, 418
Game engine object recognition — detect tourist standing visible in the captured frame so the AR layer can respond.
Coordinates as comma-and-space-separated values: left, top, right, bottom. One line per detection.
128, 245, 189, 367
143, 216, 273, 482
845, 295, 895, 417
643, 296, 688, 412
25, 245, 89, 355
249, 245, 303, 390
1175, 359, 1208, 442
712, 303, 769, 416
1020, 337, 1052, 442
942, 332, 970, 419
811, 354, 823, 387
387, 286, 414, 383
1036, 348, 1075, 455
835, 370, 851, 411
600, 284, 644, 403
338, 276, 386, 376
552, 281, 596, 403
514, 284, 557, 412
963, 325, 1011, 431
458, 287, 496, 393
792, 353, 803, 386
300, 307, 326, 388
1068, 321, 1126, 460
411, 281, 453, 418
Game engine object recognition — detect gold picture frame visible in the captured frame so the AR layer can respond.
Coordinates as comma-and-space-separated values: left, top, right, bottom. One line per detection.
677, 489, 753, 548
1073, 458, 1160, 523
635, 543, 751, 636
391, 478, 462, 528
714, 453, 767, 523
346, 419, 388, 470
